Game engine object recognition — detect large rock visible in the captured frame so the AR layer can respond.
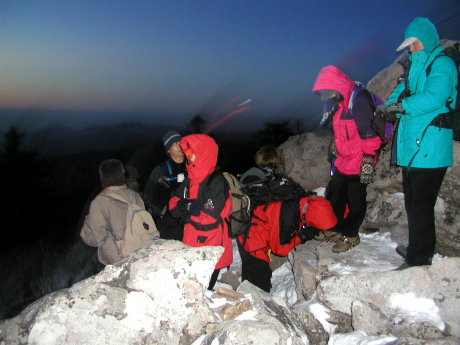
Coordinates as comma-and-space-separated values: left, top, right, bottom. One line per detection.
278, 132, 331, 191
317, 257, 460, 338
200, 281, 310, 345
0, 240, 223, 345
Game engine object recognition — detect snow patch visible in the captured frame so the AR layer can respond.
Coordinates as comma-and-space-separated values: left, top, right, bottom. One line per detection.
389, 292, 445, 331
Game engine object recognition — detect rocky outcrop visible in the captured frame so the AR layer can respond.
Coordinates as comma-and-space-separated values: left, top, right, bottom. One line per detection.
0, 240, 222, 345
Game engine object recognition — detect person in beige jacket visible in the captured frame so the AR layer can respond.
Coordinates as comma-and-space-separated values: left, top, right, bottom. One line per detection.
80, 159, 147, 266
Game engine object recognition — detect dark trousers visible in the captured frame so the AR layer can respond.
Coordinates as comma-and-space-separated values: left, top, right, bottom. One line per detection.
402, 167, 446, 266
208, 269, 221, 290
156, 214, 184, 241
237, 242, 272, 292
326, 171, 367, 238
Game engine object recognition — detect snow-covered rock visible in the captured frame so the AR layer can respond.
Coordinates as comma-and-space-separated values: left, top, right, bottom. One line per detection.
0, 240, 222, 345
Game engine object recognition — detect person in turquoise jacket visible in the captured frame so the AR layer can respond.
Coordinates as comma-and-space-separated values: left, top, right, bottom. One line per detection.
377, 17, 458, 269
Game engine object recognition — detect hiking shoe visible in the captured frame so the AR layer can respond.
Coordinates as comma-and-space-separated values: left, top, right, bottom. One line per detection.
314, 230, 341, 242
331, 236, 360, 253
394, 261, 412, 271
396, 245, 407, 260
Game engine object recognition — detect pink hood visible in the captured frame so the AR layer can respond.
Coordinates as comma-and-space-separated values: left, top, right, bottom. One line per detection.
312, 65, 382, 175
312, 65, 355, 108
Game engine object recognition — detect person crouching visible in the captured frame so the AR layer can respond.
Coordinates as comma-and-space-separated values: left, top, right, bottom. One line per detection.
237, 196, 337, 292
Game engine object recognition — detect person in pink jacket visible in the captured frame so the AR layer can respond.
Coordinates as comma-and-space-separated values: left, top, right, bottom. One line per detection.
312, 65, 382, 252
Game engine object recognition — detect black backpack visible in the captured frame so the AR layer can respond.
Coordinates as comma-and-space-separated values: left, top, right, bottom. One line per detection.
243, 173, 309, 208
427, 42, 460, 141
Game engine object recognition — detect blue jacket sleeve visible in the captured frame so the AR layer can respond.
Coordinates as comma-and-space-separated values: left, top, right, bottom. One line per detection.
402, 56, 457, 117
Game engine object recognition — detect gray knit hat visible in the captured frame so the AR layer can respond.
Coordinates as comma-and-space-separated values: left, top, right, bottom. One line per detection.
162, 130, 182, 152
99, 159, 126, 188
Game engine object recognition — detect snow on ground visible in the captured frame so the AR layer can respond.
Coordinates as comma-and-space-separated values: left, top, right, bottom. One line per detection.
325, 232, 400, 275
389, 292, 445, 331
328, 331, 397, 345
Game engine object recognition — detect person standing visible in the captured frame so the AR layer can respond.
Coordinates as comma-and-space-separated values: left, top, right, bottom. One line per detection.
169, 134, 233, 290
143, 130, 187, 240
312, 65, 383, 252
376, 17, 457, 269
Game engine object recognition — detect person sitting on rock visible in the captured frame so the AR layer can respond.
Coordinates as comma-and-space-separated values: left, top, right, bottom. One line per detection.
80, 159, 158, 267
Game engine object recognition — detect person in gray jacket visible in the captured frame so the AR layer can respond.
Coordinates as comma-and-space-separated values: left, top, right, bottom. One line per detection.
80, 159, 150, 266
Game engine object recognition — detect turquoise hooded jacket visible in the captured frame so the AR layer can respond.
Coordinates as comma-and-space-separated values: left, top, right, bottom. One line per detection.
387, 17, 458, 168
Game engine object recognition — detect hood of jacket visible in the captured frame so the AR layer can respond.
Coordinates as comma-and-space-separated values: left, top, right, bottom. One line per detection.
300, 196, 337, 231
312, 65, 355, 110
180, 134, 218, 196
404, 17, 439, 53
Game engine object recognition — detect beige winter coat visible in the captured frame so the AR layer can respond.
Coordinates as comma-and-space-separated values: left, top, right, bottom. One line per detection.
80, 185, 145, 265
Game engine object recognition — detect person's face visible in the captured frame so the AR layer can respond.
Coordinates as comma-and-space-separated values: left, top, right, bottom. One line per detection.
168, 141, 184, 162
409, 39, 424, 53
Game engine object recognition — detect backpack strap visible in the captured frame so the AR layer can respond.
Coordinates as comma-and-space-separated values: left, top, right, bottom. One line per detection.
187, 170, 226, 231
347, 83, 364, 116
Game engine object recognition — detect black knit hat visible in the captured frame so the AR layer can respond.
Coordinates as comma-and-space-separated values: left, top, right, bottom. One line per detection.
162, 130, 182, 152
99, 159, 126, 188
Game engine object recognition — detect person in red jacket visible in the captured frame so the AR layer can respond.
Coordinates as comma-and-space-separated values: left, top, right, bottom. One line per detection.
237, 196, 337, 292
312, 66, 382, 253
169, 134, 233, 290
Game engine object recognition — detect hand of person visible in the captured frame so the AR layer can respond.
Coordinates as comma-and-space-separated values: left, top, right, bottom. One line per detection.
360, 154, 376, 184
176, 198, 202, 217
371, 109, 388, 140
375, 102, 405, 122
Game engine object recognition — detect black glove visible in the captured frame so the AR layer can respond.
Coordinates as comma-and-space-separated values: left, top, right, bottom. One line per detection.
177, 199, 202, 217
371, 109, 388, 140
360, 154, 376, 184
298, 225, 315, 244
376, 102, 405, 122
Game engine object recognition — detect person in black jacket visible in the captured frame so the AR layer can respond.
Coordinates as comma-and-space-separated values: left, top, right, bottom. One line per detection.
143, 131, 187, 240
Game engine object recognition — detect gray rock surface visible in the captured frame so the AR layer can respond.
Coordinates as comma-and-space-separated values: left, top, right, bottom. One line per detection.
316, 257, 460, 337
278, 132, 331, 191
0, 240, 222, 345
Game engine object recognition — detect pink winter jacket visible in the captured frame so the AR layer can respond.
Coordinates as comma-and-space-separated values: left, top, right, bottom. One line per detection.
313, 66, 382, 175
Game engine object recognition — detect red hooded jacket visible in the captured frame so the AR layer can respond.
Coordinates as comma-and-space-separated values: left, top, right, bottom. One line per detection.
237, 196, 337, 263
312, 66, 382, 175
169, 134, 233, 269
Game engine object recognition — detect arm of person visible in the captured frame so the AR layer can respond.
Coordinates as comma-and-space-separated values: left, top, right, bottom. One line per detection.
402, 56, 457, 117
80, 198, 109, 248
386, 81, 406, 104
169, 178, 191, 220
353, 92, 383, 155
144, 164, 167, 217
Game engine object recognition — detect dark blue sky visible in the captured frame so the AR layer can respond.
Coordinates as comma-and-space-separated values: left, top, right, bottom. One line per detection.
1, 0, 459, 133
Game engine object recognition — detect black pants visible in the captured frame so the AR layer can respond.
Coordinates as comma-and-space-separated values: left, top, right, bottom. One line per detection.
237, 242, 272, 292
402, 167, 446, 266
208, 269, 220, 290
326, 171, 367, 237
156, 214, 184, 241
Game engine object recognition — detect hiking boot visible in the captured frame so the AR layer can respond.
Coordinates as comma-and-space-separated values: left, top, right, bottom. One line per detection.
314, 230, 341, 242
393, 261, 412, 271
395, 245, 407, 260
331, 236, 360, 253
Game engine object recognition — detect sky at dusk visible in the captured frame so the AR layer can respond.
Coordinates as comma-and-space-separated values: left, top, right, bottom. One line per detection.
1, 0, 460, 133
